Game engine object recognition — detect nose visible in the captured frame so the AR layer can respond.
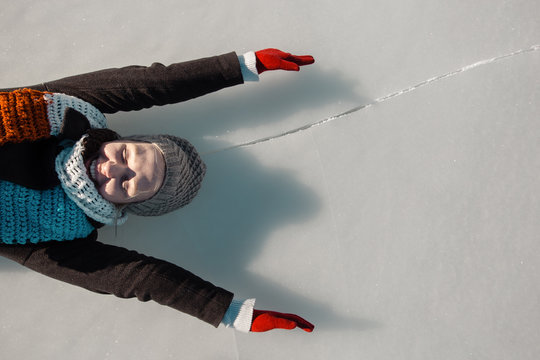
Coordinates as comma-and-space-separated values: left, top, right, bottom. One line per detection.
100, 161, 126, 180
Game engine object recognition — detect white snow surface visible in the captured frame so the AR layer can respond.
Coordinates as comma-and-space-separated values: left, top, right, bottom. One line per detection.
1, 1, 539, 359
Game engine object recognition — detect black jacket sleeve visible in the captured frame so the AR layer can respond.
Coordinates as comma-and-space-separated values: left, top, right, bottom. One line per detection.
0, 52, 244, 114
0, 232, 234, 327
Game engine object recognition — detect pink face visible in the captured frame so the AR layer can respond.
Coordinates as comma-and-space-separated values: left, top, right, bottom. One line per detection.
88, 140, 166, 204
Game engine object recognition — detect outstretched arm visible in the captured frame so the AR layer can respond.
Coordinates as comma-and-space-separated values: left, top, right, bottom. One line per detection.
0, 49, 314, 114
1, 52, 244, 114
0, 237, 314, 332
0, 233, 233, 327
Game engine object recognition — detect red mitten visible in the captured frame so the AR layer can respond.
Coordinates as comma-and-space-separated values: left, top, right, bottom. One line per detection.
250, 309, 315, 332
255, 49, 315, 74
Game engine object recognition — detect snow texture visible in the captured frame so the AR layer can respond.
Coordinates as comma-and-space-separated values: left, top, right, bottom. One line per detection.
1, 1, 539, 359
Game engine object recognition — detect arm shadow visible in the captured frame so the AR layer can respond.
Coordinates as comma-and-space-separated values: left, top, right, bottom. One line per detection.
112, 66, 373, 145
111, 67, 375, 331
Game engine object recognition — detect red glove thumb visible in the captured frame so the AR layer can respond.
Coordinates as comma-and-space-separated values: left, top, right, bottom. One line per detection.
255, 48, 315, 74
250, 309, 315, 332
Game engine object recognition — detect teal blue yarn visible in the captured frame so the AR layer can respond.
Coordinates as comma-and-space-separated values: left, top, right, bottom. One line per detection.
0, 180, 95, 244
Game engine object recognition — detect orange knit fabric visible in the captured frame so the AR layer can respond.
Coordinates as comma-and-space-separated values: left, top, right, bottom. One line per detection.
0, 89, 52, 146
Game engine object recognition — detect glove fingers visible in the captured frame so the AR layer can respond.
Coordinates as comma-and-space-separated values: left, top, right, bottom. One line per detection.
251, 310, 315, 332
285, 54, 315, 66
276, 317, 298, 330
251, 313, 296, 332
282, 313, 315, 332
280, 60, 301, 71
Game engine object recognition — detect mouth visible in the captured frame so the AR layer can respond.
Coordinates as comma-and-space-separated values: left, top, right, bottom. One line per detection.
84, 155, 99, 185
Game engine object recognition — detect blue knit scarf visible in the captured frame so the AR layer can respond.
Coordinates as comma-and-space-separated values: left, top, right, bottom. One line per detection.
1, 136, 127, 245
0, 92, 130, 244
0, 180, 95, 244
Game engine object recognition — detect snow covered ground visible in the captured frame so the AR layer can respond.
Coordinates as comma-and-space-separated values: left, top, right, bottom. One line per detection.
1, 1, 539, 359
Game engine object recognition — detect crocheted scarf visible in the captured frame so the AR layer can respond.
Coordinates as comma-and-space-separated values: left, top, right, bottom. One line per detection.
0, 89, 128, 244
0, 88, 109, 143
0, 89, 50, 145
55, 135, 128, 226
0, 180, 95, 244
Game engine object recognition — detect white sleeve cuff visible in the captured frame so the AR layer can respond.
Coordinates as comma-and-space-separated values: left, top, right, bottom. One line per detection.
238, 52, 259, 82
221, 298, 256, 333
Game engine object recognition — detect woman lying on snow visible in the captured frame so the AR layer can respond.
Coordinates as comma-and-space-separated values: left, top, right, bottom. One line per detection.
0, 48, 315, 333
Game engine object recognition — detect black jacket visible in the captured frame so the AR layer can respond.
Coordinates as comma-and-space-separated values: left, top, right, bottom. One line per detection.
0, 52, 244, 327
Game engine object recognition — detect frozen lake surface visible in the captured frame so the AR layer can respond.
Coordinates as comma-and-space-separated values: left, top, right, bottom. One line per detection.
1, 1, 539, 359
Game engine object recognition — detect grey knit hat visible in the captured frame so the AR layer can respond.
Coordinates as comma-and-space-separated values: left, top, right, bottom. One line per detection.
123, 134, 206, 216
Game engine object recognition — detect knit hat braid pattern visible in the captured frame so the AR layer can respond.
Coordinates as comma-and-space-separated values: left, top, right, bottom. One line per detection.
124, 135, 206, 216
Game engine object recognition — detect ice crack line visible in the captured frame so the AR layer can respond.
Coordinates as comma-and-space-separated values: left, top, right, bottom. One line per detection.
204, 44, 539, 155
